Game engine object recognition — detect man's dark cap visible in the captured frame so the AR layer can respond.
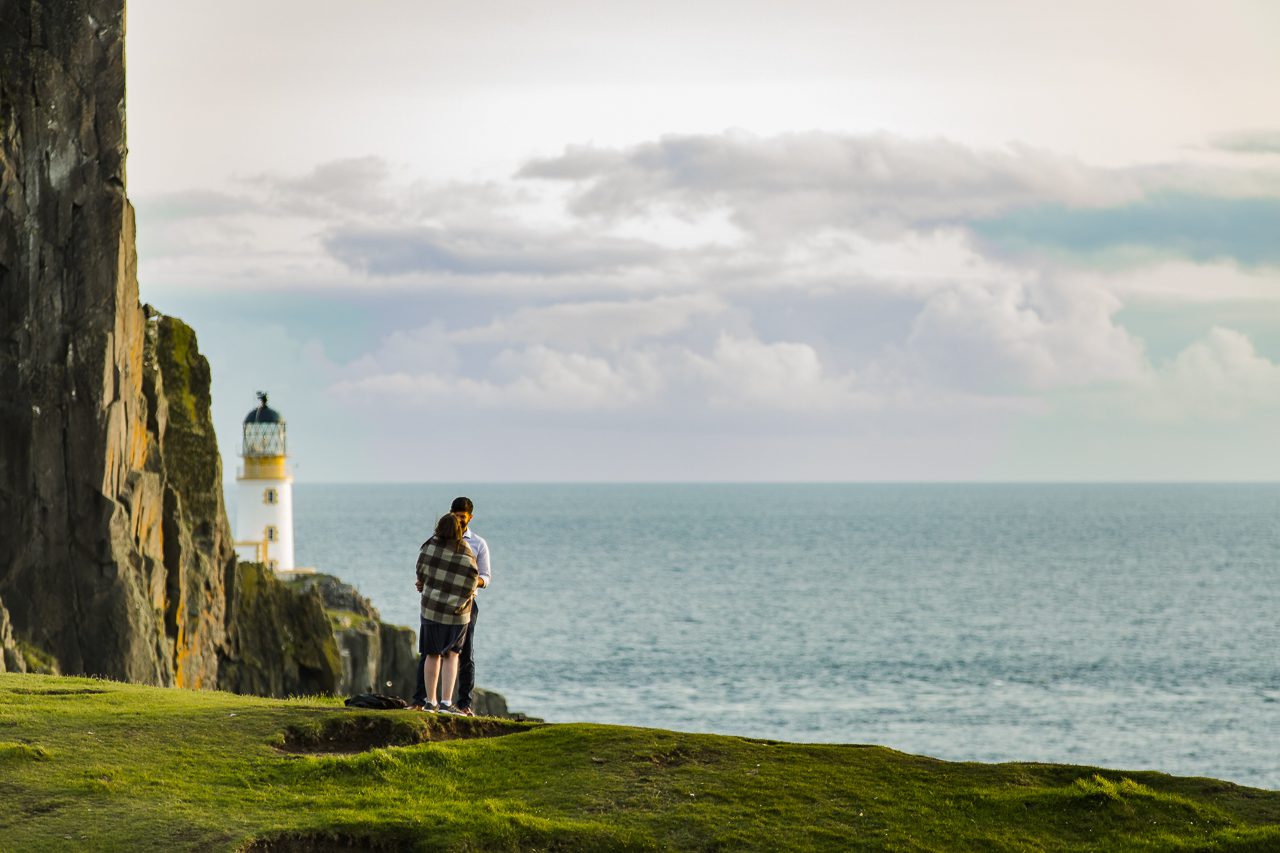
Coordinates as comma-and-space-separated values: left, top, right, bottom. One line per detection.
451, 496, 474, 513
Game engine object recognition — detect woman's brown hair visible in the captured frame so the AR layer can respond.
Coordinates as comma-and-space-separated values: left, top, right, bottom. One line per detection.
433, 512, 472, 556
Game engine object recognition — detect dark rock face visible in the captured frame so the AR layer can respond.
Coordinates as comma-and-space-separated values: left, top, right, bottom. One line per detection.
0, 0, 180, 684
218, 563, 341, 697
289, 573, 381, 621
287, 573, 419, 698
0, 1, 305, 695
147, 316, 231, 687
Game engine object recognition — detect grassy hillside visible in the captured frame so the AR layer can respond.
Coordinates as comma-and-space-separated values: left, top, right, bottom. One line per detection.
0, 673, 1276, 851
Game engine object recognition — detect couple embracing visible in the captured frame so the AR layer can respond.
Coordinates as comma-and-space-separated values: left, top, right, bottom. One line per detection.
411, 496, 490, 714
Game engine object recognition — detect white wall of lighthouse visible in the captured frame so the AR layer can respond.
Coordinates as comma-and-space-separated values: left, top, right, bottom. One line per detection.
233, 392, 295, 572
234, 473, 295, 571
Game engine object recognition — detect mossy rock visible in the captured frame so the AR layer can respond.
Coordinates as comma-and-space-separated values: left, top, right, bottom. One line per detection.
19, 641, 60, 675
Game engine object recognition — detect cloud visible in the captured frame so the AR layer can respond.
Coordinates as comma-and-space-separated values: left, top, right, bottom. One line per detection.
337, 322, 461, 380
972, 192, 1280, 267
519, 130, 1142, 237
133, 189, 260, 221
143, 137, 1280, 300
1210, 129, 1280, 155
1065, 261, 1280, 305
1146, 327, 1280, 420
1060, 327, 1280, 424
321, 224, 665, 276
260, 156, 398, 217
450, 293, 726, 348
332, 345, 664, 411
903, 276, 1146, 393
689, 333, 872, 411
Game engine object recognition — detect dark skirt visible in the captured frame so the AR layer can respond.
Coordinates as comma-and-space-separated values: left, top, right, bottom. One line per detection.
419, 618, 469, 656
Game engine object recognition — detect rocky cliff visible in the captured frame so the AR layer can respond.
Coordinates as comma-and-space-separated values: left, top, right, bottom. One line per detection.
0, 0, 191, 685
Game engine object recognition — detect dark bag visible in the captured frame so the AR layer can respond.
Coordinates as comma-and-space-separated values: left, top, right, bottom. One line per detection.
344, 693, 409, 710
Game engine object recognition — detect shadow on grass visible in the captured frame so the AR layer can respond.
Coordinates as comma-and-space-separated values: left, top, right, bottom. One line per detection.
238, 828, 412, 852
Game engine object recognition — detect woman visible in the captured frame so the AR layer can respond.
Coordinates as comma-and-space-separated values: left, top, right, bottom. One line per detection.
412, 512, 480, 713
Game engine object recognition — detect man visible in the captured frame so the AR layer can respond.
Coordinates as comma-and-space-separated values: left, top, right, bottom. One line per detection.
411, 496, 490, 713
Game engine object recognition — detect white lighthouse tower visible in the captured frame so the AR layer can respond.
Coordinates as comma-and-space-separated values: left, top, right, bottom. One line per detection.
234, 391, 295, 571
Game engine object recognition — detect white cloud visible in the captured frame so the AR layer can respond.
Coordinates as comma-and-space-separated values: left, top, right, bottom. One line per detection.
337, 322, 461, 380
321, 223, 665, 277
903, 276, 1147, 393
520, 131, 1143, 238
1067, 262, 1280, 305
261, 156, 399, 217
331, 345, 665, 411
450, 293, 726, 349
688, 333, 870, 411
1142, 327, 1280, 420
1209, 128, 1280, 155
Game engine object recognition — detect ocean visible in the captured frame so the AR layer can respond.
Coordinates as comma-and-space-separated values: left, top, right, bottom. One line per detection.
242, 483, 1278, 790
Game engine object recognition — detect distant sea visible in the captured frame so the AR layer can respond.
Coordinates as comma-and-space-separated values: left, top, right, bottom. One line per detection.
229, 483, 1280, 789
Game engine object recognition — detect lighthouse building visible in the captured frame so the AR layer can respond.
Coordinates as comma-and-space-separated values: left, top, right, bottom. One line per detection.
234, 392, 295, 571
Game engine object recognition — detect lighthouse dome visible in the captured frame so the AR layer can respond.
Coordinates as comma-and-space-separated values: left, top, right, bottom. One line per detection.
242, 392, 287, 457
243, 401, 283, 425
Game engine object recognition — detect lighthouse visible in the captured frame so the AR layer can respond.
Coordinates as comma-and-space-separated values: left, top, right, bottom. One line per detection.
234, 391, 295, 571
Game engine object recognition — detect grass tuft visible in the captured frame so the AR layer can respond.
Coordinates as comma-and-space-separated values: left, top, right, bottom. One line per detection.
0, 740, 50, 762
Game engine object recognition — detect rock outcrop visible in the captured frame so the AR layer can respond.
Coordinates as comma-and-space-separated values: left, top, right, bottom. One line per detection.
286, 573, 420, 698
0, 596, 28, 673
218, 563, 342, 697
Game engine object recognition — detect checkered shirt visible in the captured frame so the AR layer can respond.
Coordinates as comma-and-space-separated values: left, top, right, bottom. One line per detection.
416, 537, 479, 625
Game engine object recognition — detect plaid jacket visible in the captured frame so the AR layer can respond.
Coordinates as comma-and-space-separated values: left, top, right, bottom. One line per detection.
416, 537, 479, 626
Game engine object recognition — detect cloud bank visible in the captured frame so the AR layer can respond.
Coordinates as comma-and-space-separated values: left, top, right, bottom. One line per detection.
134, 131, 1280, 479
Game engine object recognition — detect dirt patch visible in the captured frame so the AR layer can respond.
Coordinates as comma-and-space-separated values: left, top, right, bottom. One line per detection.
280, 711, 530, 754
239, 830, 408, 852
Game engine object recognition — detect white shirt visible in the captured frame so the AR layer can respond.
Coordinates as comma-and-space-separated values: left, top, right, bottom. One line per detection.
463, 529, 491, 591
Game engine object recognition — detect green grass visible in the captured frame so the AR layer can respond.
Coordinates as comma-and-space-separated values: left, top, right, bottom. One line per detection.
1, 673, 1276, 851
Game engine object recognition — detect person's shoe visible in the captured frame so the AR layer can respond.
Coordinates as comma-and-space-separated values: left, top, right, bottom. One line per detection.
436, 702, 460, 715
455, 706, 475, 717
413, 702, 436, 712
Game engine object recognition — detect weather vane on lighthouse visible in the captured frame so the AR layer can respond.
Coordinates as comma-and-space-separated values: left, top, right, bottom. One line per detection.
234, 391, 295, 571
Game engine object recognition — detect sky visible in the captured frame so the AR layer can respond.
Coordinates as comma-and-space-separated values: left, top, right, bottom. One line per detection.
125, 0, 1280, 482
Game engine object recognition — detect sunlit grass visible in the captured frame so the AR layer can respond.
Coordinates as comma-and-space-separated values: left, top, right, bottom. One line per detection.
1, 672, 1276, 851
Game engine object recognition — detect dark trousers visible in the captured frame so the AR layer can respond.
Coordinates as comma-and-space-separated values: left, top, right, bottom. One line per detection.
455, 599, 477, 708
412, 600, 478, 707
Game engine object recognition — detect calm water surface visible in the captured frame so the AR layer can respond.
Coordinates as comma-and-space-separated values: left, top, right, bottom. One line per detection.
233, 484, 1279, 789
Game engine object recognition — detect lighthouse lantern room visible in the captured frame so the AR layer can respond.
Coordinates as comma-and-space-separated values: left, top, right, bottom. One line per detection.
234, 391, 295, 571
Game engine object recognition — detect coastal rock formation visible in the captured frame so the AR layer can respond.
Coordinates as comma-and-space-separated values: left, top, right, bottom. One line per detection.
0, 0, 183, 685
218, 563, 341, 697
287, 573, 420, 698
146, 316, 231, 687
